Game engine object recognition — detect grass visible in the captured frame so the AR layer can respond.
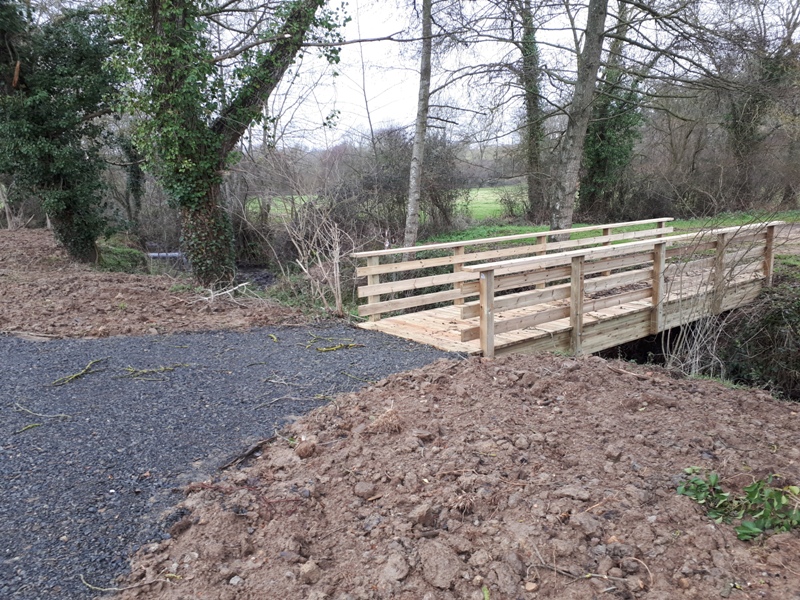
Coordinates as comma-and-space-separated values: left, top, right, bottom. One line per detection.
419, 208, 800, 245
671, 210, 800, 232
465, 185, 523, 220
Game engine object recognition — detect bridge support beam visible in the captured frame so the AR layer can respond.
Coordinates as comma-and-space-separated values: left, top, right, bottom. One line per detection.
367, 256, 381, 322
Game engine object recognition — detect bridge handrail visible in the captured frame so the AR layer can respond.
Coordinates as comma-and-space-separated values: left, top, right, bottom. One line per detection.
462, 221, 784, 275
351, 217, 673, 258
465, 221, 783, 358
355, 218, 674, 321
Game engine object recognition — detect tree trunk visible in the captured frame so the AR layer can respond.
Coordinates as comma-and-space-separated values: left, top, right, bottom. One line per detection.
549, 0, 609, 234
180, 181, 235, 287
521, 0, 545, 222
403, 0, 432, 252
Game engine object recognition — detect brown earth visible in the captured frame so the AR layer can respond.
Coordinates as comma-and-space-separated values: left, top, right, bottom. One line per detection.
2, 228, 800, 600
0, 229, 301, 339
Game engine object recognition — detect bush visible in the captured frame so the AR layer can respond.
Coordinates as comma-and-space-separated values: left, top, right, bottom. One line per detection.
97, 235, 148, 273
720, 275, 800, 400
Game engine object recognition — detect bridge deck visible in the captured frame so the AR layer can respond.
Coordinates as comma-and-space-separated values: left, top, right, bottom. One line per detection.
353, 221, 781, 358
358, 272, 763, 356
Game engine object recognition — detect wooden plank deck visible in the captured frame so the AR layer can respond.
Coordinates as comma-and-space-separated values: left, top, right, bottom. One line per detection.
358, 268, 766, 357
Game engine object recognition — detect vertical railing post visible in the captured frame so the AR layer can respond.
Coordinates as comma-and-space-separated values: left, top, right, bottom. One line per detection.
656, 220, 666, 237
535, 236, 547, 289
764, 224, 776, 287
601, 227, 612, 276
651, 242, 666, 334
570, 256, 585, 355
366, 256, 381, 322
479, 269, 495, 358
453, 245, 465, 306
712, 232, 729, 314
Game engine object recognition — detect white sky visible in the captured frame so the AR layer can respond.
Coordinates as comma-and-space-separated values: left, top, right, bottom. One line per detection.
277, 0, 423, 147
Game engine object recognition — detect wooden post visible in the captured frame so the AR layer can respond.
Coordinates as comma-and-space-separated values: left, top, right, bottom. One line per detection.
651, 242, 666, 334
656, 220, 666, 237
535, 236, 547, 289
712, 232, 729, 314
453, 245, 465, 305
570, 256, 585, 355
601, 227, 612, 276
764, 224, 776, 287
479, 269, 495, 358
366, 256, 381, 322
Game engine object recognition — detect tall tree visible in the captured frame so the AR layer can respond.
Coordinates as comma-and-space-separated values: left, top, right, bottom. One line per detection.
403, 0, 432, 249
0, 6, 116, 260
519, 0, 546, 221
579, 2, 644, 220
115, 0, 341, 286
549, 0, 609, 232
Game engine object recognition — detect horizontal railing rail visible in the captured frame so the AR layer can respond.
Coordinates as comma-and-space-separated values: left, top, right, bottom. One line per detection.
353, 218, 674, 321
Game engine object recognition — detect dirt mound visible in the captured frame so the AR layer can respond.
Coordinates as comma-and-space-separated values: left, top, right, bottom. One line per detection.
119, 354, 800, 600
0, 229, 300, 338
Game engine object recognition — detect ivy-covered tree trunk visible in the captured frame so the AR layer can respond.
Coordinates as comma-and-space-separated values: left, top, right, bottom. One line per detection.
403, 0, 432, 251
180, 183, 235, 285
117, 0, 330, 287
578, 3, 643, 221
520, 0, 545, 222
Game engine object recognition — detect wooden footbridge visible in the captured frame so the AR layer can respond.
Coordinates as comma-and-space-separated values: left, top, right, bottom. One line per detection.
352, 218, 782, 358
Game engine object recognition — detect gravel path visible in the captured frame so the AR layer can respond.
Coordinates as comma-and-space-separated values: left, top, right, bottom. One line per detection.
0, 324, 458, 599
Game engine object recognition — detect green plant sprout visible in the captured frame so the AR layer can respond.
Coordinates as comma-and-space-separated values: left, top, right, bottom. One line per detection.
677, 467, 800, 540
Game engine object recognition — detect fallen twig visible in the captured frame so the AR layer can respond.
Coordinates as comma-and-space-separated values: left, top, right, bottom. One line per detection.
316, 343, 364, 352
13, 403, 70, 420
606, 364, 652, 381
52, 358, 108, 386
117, 363, 188, 380
254, 395, 301, 409
79, 573, 173, 592
218, 437, 276, 471
14, 423, 41, 435
341, 371, 375, 385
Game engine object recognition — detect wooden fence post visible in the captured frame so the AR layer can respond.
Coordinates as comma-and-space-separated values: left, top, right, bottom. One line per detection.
712, 232, 729, 314
601, 227, 612, 276
479, 269, 495, 358
453, 246, 465, 305
651, 242, 666, 334
366, 256, 381, 322
535, 236, 547, 289
764, 224, 776, 287
570, 256, 585, 355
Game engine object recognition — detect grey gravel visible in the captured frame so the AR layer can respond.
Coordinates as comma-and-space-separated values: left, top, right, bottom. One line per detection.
0, 323, 458, 599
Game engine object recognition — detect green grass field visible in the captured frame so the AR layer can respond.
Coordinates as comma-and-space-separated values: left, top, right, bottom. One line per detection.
424, 196, 800, 245
465, 185, 524, 220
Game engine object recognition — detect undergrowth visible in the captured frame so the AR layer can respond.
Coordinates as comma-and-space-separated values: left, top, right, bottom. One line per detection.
97, 236, 147, 274
719, 270, 800, 400
678, 467, 800, 540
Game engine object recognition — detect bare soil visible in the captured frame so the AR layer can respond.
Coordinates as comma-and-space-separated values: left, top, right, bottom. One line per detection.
0, 229, 300, 339
2, 229, 800, 600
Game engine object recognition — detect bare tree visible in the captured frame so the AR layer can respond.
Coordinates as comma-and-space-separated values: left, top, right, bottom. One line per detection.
403, 0, 432, 250
549, 0, 609, 232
